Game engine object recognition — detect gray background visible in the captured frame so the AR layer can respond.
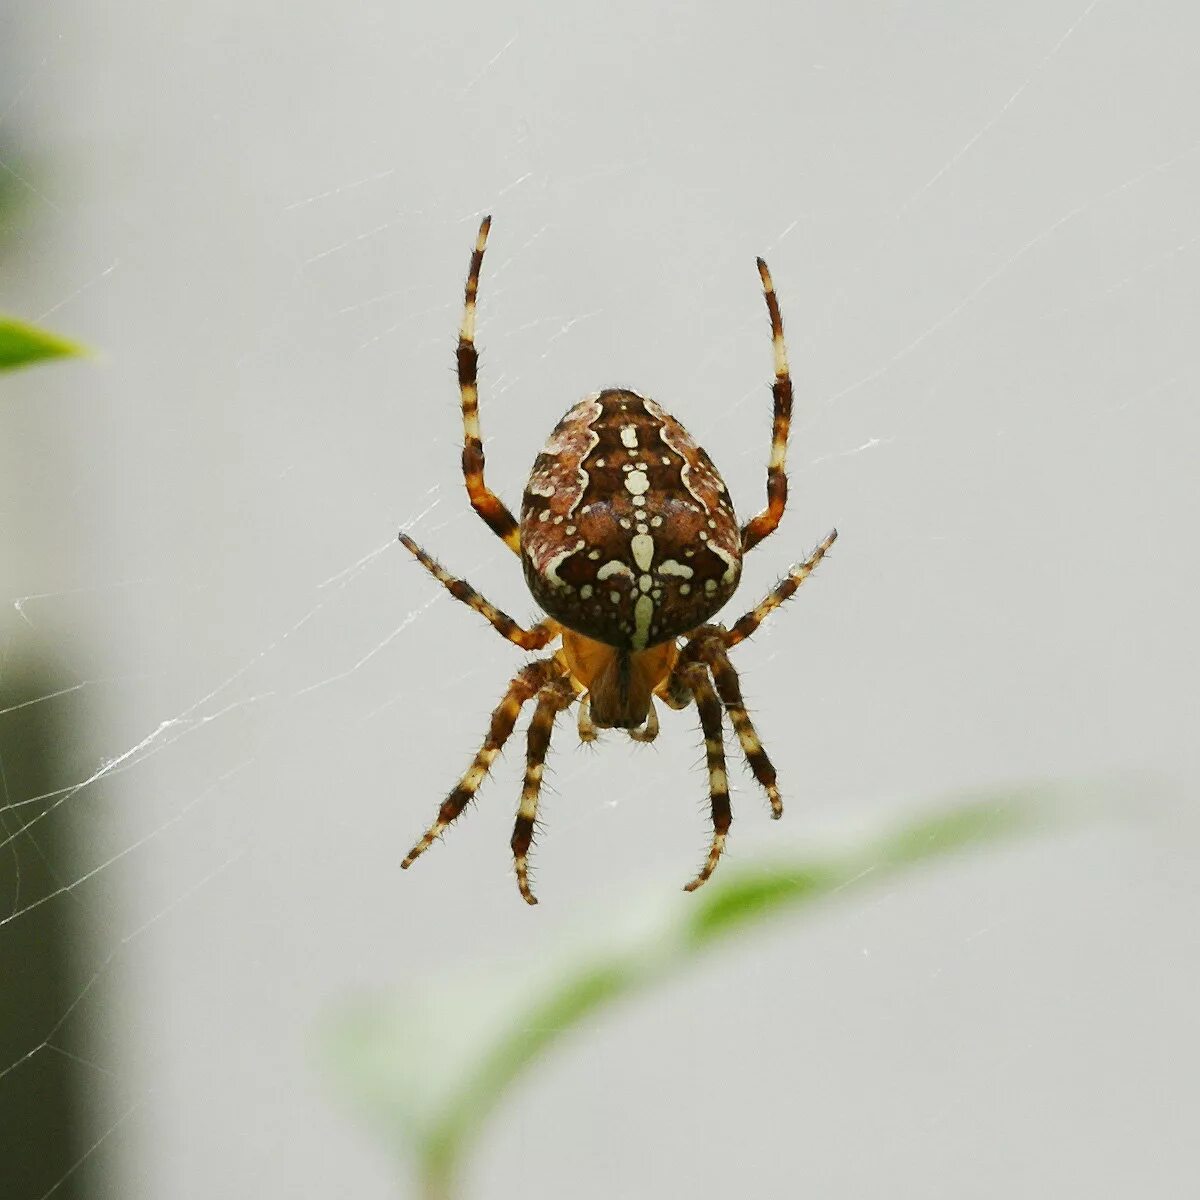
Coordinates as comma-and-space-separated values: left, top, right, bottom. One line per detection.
2, 1, 1198, 1196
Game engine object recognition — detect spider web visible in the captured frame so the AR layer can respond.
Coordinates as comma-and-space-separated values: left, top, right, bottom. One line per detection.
3, 2, 1198, 1197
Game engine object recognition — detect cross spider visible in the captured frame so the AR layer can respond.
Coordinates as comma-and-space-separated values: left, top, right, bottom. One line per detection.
399, 216, 836, 904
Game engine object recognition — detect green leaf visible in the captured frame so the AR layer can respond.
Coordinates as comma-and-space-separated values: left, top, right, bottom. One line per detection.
0, 316, 89, 372
320, 787, 1066, 1197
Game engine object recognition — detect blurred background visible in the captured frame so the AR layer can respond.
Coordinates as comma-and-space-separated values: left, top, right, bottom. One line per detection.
1, 1, 1197, 1196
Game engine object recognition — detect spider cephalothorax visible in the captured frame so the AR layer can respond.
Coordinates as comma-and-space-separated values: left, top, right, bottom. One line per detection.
398, 216, 836, 904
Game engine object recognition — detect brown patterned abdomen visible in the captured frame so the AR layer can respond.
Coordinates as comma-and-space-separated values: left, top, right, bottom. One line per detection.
519, 389, 742, 650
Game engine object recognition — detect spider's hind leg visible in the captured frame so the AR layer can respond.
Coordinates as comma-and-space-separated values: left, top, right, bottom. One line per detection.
682, 666, 732, 892
511, 678, 576, 905
693, 634, 783, 819
401, 656, 563, 870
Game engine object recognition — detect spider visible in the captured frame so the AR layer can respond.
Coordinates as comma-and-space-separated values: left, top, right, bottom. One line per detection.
398, 216, 836, 904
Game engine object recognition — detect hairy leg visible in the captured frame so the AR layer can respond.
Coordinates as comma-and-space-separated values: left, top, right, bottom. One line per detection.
740, 255, 793, 554
511, 679, 576, 905
683, 667, 733, 891
691, 635, 783, 819
398, 532, 558, 650
457, 216, 522, 554
402, 657, 563, 868
724, 529, 837, 648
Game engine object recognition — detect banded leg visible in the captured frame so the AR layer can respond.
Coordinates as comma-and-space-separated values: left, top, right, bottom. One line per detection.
402, 657, 563, 869
458, 216, 522, 555
398, 532, 558, 650
741, 255, 794, 554
724, 529, 838, 649
511, 679, 575, 905
696, 637, 783, 818
684, 668, 732, 892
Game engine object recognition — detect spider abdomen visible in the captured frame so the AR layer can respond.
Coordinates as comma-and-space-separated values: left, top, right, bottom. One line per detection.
519, 388, 742, 650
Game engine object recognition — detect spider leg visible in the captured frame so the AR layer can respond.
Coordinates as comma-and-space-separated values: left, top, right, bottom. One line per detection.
458, 216, 522, 556
401, 656, 563, 870
741, 256, 793, 555
398, 533, 558, 650
692, 634, 783, 818
511, 679, 575, 905
683, 667, 732, 891
626, 697, 660, 744
724, 529, 837, 649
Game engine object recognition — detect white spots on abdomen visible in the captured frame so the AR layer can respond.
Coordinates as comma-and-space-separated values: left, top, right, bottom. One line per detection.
630, 533, 654, 571
658, 559, 693, 579
597, 560, 634, 581
633, 594, 654, 649
624, 469, 649, 496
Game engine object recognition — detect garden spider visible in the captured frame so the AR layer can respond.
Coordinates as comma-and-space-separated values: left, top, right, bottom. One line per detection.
399, 216, 836, 904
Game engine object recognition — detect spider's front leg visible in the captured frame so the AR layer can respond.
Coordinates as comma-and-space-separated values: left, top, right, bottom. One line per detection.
741, 255, 794, 554
401, 656, 563, 870
511, 678, 576, 905
457, 216, 523, 556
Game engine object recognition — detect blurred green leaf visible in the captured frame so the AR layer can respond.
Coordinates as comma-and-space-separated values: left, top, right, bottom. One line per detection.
321, 787, 1067, 1197
0, 316, 88, 372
